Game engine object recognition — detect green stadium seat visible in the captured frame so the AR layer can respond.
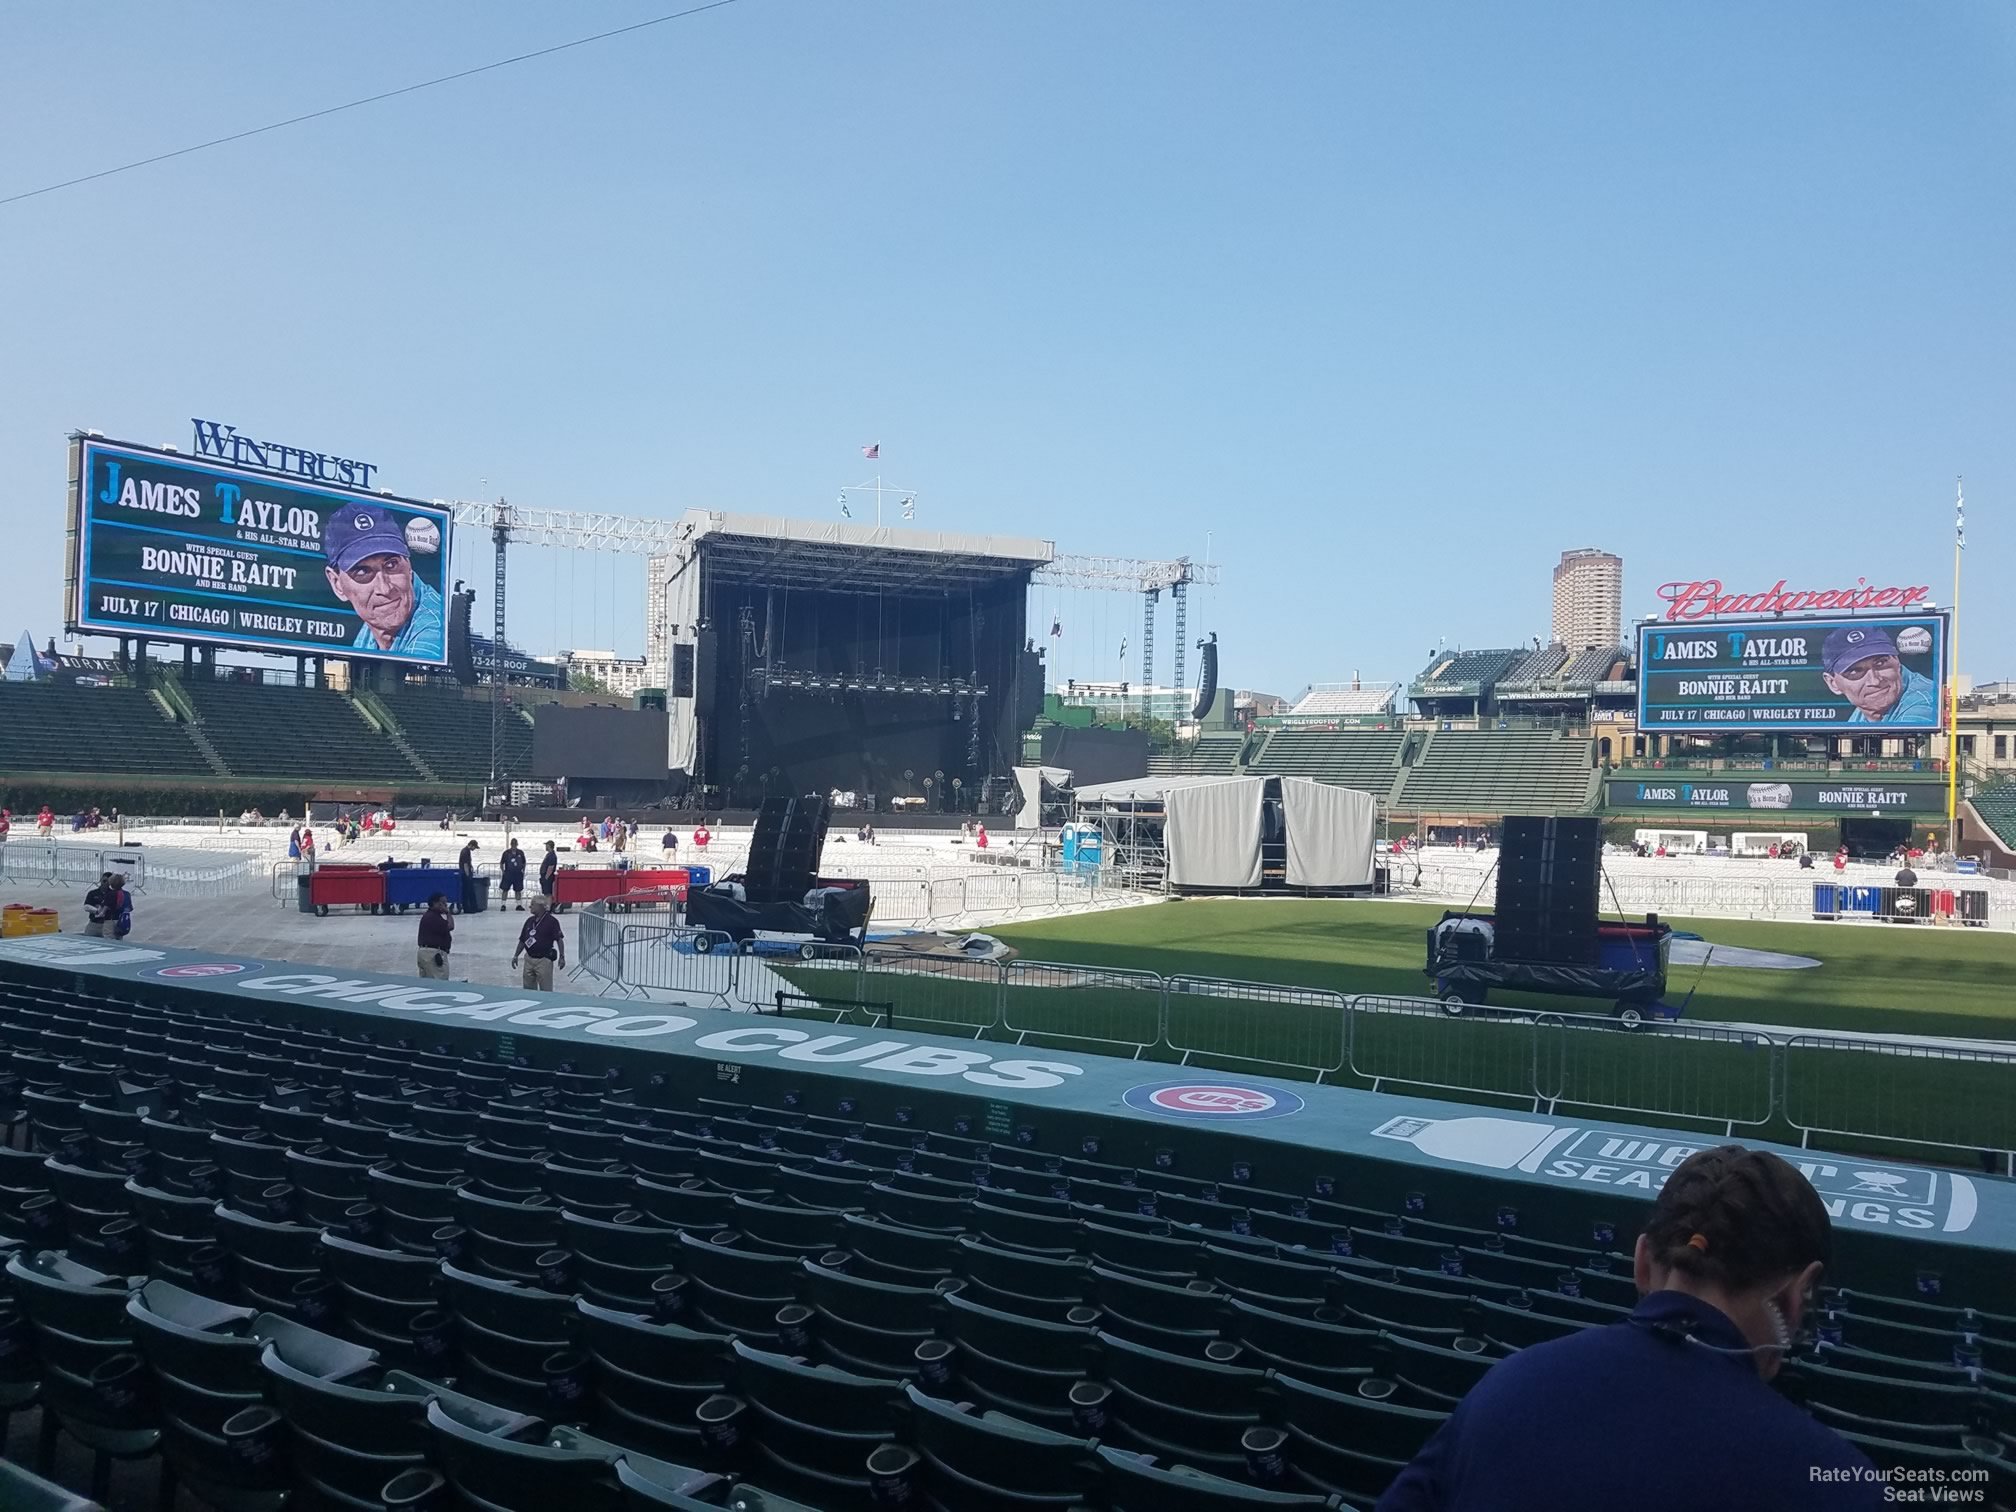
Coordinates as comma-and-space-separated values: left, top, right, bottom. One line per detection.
562, 1210, 680, 1313
1095, 1331, 1270, 1476
213, 1205, 323, 1318
1271, 1371, 1448, 1502
1201, 1244, 1330, 1316
798, 1255, 944, 1378
6, 1250, 157, 1503
1096, 1444, 1344, 1510
574, 1298, 733, 1461
1088, 1265, 1224, 1354
440, 1262, 577, 1415
124, 1280, 293, 1508
936, 1288, 1099, 1428
0, 1458, 103, 1512
1375, 1329, 1497, 1407
957, 1237, 1094, 1321
843, 1213, 961, 1287
1225, 1299, 1379, 1390
633, 1177, 736, 1232
726, 1338, 906, 1506
426, 1395, 721, 1512
1464, 1294, 1593, 1352
318, 1231, 440, 1363
902, 1383, 1100, 1511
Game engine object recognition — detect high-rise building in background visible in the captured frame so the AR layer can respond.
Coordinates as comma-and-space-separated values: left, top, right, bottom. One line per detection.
1551, 548, 1623, 651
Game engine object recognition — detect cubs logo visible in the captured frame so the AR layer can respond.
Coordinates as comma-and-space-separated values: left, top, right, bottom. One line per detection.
154, 963, 248, 978
1122, 1081, 1306, 1121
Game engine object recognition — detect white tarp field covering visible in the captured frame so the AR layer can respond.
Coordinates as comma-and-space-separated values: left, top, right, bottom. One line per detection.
1282, 777, 1377, 888
1165, 776, 1266, 889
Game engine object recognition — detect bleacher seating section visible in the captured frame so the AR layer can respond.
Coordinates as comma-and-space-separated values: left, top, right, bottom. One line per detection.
1, 977, 2011, 1511
0, 682, 214, 779
1248, 730, 1405, 794
1412, 649, 1523, 690
1560, 647, 1627, 686
1393, 731, 1595, 815
382, 687, 535, 784
1493, 647, 1569, 689
1286, 688, 1396, 718
1970, 783, 2016, 851
178, 679, 423, 784
1145, 732, 1246, 778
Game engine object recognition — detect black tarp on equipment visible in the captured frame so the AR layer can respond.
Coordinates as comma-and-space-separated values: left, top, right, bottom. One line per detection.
686, 880, 871, 948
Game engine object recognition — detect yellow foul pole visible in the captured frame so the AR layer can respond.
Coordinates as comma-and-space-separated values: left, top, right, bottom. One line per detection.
1946, 478, 1963, 843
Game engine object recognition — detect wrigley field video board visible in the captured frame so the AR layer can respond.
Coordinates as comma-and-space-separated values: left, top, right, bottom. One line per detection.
67, 438, 452, 665
1636, 613, 1947, 734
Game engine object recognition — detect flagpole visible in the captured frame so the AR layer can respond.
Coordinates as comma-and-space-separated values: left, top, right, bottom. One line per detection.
1946, 478, 1964, 846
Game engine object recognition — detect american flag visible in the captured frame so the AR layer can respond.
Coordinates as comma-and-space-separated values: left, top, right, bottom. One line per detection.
862, 443, 879, 460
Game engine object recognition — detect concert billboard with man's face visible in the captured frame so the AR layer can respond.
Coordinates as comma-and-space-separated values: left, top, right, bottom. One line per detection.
1636, 613, 1948, 734
66, 437, 452, 666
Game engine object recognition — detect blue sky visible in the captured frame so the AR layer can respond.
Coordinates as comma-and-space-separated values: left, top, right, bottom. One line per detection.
3, 2, 2011, 697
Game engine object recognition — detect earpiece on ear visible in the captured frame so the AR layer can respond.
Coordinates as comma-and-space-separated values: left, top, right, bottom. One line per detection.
1766, 1299, 1791, 1351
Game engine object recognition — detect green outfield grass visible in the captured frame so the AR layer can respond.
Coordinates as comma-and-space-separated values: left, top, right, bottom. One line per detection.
989, 899, 2016, 1042
771, 898, 2016, 1159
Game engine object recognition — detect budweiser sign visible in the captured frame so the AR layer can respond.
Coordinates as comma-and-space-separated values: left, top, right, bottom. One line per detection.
1656, 578, 1931, 622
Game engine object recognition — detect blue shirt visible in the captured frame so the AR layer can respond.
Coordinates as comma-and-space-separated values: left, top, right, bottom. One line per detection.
1376, 1292, 1883, 1512
1846, 665, 1938, 726
351, 575, 444, 659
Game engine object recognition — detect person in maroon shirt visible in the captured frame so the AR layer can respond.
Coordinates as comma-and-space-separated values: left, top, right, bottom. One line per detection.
416, 893, 454, 979
511, 898, 567, 990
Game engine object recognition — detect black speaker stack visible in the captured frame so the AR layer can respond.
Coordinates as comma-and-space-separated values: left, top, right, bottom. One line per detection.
1493, 816, 1601, 964
743, 795, 832, 904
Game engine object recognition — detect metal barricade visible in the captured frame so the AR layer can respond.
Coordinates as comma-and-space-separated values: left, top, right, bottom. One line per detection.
1346, 993, 1540, 1107
1001, 960, 1162, 1056
605, 925, 742, 1005
1164, 975, 1348, 1077
1780, 1034, 2016, 1163
1532, 1013, 1777, 1132
851, 954, 1005, 1038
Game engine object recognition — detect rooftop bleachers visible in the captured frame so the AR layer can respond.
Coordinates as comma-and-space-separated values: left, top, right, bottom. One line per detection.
1561, 646, 1628, 685
1248, 728, 1405, 793
1393, 730, 1595, 815
1287, 686, 1396, 717
382, 686, 534, 784
1410, 649, 1524, 697
1494, 646, 1569, 688
1971, 783, 2016, 850
0, 680, 214, 778
179, 678, 424, 784
1144, 731, 1246, 778
0, 976, 2009, 1511
4, 978, 2011, 1510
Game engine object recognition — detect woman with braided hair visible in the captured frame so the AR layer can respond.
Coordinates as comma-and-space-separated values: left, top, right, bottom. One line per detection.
1377, 1145, 1881, 1511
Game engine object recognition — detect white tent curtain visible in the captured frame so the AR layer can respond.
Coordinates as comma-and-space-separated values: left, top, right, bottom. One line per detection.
663, 546, 701, 774
1282, 777, 1377, 887
1166, 777, 1265, 889
1013, 766, 1072, 829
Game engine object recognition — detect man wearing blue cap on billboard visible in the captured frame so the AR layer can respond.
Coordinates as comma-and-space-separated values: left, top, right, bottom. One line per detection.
323, 502, 444, 657
1820, 624, 1938, 725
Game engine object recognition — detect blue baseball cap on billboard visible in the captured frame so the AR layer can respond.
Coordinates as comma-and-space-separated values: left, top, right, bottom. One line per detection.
1821, 625, 1899, 677
324, 503, 411, 574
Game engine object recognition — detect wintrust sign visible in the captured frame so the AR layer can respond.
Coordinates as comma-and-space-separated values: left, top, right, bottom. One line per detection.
1656, 579, 1931, 623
